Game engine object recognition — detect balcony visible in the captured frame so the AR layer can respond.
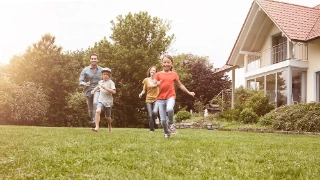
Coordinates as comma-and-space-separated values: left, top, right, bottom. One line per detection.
245, 42, 308, 73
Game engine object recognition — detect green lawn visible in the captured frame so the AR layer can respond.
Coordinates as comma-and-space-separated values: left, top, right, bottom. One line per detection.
1, 126, 319, 179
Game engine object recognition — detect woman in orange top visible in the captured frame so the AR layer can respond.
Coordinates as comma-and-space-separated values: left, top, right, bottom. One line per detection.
139, 66, 159, 132
154, 55, 195, 138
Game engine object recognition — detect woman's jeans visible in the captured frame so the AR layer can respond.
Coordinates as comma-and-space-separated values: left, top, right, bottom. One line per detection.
146, 101, 158, 131
157, 97, 175, 134
86, 91, 100, 123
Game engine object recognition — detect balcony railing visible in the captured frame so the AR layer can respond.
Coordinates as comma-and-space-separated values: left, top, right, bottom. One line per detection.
246, 42, 308, 72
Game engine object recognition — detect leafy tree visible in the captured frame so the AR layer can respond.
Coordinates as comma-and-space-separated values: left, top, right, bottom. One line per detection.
173, 54, 231, 112
10, 82, 49, 125
65, 91, 89, 127
0, 76, 14, 123
8, 34, 85, 126
88, 11, 175, 127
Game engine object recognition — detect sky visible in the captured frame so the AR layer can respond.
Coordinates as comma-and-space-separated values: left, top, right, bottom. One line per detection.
0, 0, 319, 80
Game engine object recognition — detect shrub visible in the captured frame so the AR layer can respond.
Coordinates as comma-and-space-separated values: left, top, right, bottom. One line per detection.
0, 76, 14, 123
240, 108, 259, 124
175, 110, 191, 122
217, 108, 240, 122
244, 92, 275, 117
11, 81, 49, 125
258, 112, 276, 126
259, 102, 320, 132
216, 86, 275, 119
295, 103, 320, 132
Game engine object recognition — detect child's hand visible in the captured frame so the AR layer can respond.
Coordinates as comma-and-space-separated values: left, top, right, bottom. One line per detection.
139, 91, 145, 98
156, 80, 162, 86
91, 90, 94, 94
189, 92, 195, 97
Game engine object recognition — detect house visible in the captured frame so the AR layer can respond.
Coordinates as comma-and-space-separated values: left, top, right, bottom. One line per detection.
221, 0, 320, 108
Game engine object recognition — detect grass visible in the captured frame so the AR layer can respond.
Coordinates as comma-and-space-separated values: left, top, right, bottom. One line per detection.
1, 126, 320, 179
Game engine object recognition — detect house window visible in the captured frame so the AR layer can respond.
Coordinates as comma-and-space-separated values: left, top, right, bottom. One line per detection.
266, 73, 276, 103
256, 76, 264, 91
247, 79, 256, 90
317, 72, 320, 102
292, 71, 302, 104
277, 71, 288, 107
272, 33, 287, 64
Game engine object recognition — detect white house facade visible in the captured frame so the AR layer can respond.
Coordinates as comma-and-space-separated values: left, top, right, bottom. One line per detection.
223, 0, 320, 107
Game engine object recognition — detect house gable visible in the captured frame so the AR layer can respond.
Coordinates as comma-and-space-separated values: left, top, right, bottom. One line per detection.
227, 0, 320, 68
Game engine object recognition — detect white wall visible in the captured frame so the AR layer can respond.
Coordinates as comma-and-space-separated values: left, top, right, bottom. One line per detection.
306, 39, 320, 102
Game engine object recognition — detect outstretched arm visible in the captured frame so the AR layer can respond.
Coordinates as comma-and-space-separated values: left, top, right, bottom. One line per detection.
175, 79, 195, 97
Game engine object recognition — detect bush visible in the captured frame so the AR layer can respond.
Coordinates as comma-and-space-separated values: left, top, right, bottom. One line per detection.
217, 108, 240, 122
175, 110, 191, 122
259, 102, 320, 132
258, 112, 276, 126
240, 108, 259, 124
11, 82, 49, 125
0, 76, 14, 123
216, 86, 275, 120
244, 92, 275, 117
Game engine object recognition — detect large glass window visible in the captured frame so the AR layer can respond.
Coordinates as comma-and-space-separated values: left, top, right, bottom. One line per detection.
247, 79, 255, 90
256, 76, 264, 91
317, 72, 320, 102
266, 73, 276, 103
292, 70, 303, 104
277, 71, 288, 107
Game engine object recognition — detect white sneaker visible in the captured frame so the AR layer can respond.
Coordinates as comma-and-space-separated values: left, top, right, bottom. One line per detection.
164, 133, 170, 138
169, 124, 178, 134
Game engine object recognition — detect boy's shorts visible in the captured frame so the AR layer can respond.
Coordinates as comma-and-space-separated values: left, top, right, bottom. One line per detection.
97, 102, 112, 117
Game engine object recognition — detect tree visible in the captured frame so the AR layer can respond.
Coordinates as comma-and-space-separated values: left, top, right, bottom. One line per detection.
8, 34, 85, 126
0, 76, 14, 124
89, 11, 175, 127
11, 82, 49, 125
174, 54, 231, 112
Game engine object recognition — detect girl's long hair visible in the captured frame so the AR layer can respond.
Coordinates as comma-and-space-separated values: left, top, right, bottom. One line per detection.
147, 66, 158, 77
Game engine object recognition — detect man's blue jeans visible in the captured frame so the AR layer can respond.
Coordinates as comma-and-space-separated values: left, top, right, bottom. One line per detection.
157, 97, 175, 134
86, 91, 100, 123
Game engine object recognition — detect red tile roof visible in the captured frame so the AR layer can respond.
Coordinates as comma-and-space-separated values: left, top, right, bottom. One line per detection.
214, 64, 234, 73
256, 0, 320, 41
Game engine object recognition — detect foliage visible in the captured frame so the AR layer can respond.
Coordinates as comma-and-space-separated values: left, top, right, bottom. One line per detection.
214, 90, 232, 111
259, 102, 320, 132
1, 126, 320, 179
174, 53, 231, 111
1, 12, 235, 128
239, 108, 259, 124
175, 110, 191, 122
8, 34, 86, 126
193, 100, 205, 114
65, 92, 90, 127
93, 11, 175, 127
217, 86, 275, 123
243, 91, 275, 117
258, 112, 276, 126
216, 108, 240, 122
0, 76, 14, 123
11, 82, 49, 125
